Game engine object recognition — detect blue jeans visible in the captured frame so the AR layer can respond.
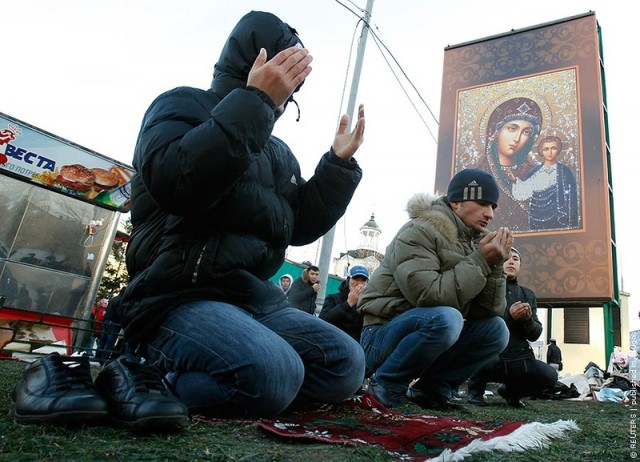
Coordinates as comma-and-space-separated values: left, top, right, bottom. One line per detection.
84, 335, 97, 354
145, 301, 365, 417
360, 306, 508, 398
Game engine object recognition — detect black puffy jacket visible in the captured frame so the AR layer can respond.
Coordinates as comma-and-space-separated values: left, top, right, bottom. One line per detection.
117, 11, 362, 344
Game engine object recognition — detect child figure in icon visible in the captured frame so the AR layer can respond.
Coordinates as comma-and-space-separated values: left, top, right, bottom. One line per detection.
512, 135, 579, 231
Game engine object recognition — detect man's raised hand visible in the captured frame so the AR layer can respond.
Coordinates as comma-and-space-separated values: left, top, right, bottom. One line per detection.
247, 46, 313, 109
478, 227, 513, 266
333, 104, 365, 160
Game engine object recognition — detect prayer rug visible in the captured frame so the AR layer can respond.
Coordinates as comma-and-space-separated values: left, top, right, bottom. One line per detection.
194, 392, 579, 461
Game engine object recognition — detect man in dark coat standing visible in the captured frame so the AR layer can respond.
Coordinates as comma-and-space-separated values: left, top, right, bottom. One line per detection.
547, 339, 563, 371
116, 11, 366, 418
288, 264, 321, 314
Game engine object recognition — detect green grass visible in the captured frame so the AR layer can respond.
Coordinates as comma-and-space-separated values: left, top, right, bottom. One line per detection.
0, 359, 634, 462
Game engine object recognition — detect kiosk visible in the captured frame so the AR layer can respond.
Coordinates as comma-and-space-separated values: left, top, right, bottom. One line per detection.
0, 112, 134, 356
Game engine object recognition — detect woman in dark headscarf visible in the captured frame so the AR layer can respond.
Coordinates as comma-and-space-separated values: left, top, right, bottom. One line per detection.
481, 97, 543, 231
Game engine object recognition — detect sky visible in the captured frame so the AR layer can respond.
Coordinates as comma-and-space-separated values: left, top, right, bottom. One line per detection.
3, 1, 639, 327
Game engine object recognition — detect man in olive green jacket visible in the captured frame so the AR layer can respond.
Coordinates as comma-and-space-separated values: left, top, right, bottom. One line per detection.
358, 169, 511, 410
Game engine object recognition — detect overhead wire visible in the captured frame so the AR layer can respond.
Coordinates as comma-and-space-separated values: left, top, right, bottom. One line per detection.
369, 32, 438, 144
341, 0, 365, 13
368, 26, 440, 126
334, 0, 439, 142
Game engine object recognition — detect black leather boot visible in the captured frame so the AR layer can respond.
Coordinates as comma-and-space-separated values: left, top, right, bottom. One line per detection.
10, 352, 109, 425
95, 355, 189, 432
368, 376, 408, 408
406, 387, 465, 411
467, 394, 488, 406
497, 384, 526, 408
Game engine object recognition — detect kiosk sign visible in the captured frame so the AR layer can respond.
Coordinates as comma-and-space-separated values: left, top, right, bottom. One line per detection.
0, 112, 134, 212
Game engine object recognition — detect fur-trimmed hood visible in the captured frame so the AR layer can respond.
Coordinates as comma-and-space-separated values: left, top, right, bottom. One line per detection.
406, 193, 466, 244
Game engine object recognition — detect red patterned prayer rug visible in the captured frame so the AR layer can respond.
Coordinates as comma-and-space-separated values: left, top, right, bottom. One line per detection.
194, 392, 579, 461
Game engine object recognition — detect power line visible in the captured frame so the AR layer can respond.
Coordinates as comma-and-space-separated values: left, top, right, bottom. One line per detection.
334, 0, 439, 142
369, 32, 438, 143
368, 25, 439, 126
335, 0, 365, 19
340, 0, 365, 14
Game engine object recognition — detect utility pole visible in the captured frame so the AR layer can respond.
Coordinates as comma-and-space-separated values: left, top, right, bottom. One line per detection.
316, 0, 375, 311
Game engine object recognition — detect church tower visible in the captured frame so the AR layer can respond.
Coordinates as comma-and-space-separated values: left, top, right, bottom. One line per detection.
359, 213, 381, 252
333, 213, 384, 278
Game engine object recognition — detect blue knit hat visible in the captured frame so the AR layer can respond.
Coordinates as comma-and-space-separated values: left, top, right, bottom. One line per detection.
447, 169, 499, 208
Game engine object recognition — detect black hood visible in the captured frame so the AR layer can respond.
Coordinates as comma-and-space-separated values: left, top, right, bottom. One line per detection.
211, 11, 304, 99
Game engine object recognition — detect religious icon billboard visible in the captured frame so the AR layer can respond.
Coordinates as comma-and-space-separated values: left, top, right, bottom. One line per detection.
434, 12, 615, 303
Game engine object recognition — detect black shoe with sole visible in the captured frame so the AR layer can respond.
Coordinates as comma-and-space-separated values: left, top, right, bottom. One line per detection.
95, 355, 189, 432
406, 387, 464, 411
497, 384, 526, 408
507, 399, 526, 408
467, 394, 488, 406
368, 376, 408, 408
10, 352, 109, 425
